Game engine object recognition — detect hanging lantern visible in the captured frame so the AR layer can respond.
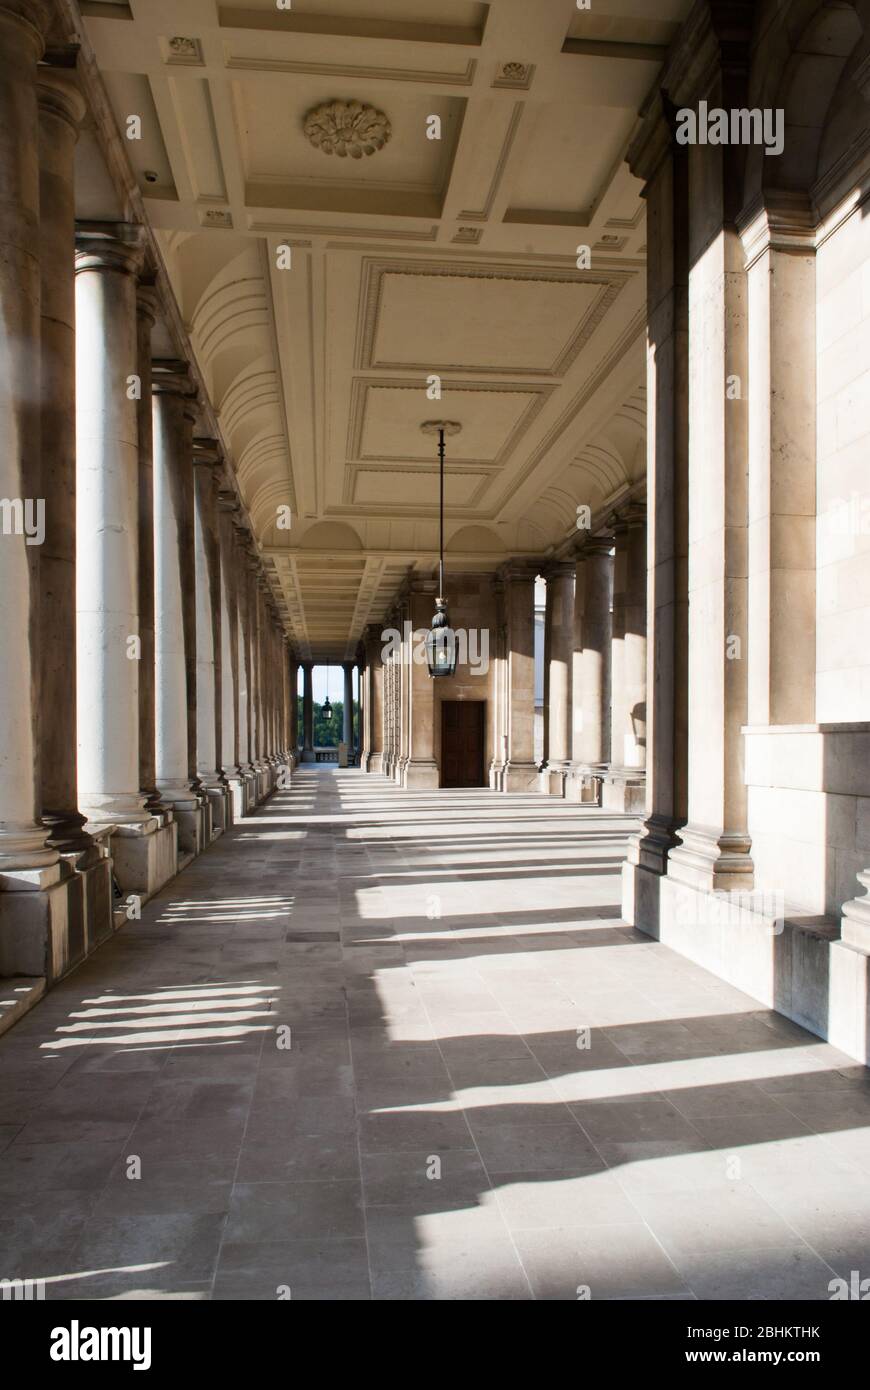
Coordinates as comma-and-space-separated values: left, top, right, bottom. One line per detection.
420, 421, 461, 680
322, 663, 333, 720
426, 597, 457, 678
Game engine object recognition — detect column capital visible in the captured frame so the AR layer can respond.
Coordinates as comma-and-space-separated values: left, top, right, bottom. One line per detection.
498, 559, 539, 585
136, 275, 160, 327
0, 0, 52, 57
217, 488, 241, 515
738, 190, 817, 268
75, 222, 145, 277
36, 57, 86, 130
576, 534, 615, 560
193, 436, 223, 470
152, 357, 197, 403
627, 89, 677, 189
542, 560, 575, 581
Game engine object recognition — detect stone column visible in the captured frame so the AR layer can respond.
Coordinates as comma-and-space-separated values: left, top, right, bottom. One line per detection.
359, 654, 369, 767
742, 195, 817, 728
279, 636, 289, 761
623, 100, 690, 932
37, 64, 90, 856
666, 133, 752, 895
502, 564, 538, 792
152, 361, 207, 856
0, 3, 70, 980
35, 60, 109, 967
251, 571, 267, 793
75, 228, 150, 828
488, 578, 507, 790
394, 597, 410, 784
218, 490, 244, 818
342, 662, 354, 760
302, 661, 314, 761
134, 277, 164, 817
193, 438, 229, 831
541, 562, 574, 796
232, 519, 254, 807
384, 651, 395, 777
567, 538, 613, 804
602, 505, 647, 812
363, 626, 384, 773
404, 584, 439, 789
288, 653, 299, 767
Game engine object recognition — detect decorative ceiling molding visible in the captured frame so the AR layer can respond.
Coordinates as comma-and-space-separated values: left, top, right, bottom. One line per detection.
303, 100, 392, 160
248, 219, 439, 242
355, 258, 631, 377
458, 101, 524, 222
223, 50, 478, 87
345, 377, 556, 483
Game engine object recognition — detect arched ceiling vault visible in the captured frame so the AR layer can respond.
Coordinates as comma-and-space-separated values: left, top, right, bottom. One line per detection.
79, 0, 692, 657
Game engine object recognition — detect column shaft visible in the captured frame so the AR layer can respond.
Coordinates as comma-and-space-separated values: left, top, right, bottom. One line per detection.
76, 228, 151, 828
502, 565, 538, 792
342, 662, 354, 751
152, 363, 200, 822
542, 563, 574, 793
135, 280, 162, 812
37, 66, 89, 853
0, 0, 58, 875
567, 539, 613, 803
302, 662, 314, 759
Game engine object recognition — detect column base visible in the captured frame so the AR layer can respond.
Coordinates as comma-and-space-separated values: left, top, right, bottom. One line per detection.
623, 855, 870, 1064
240, 770, 257, 810
202, 785, 232, 834
503, 761, 539, 794
540, 763, 569, 797
367, 753, 384, 774
488, 761, 505, 791
402, 760, 439, 790
226, 776, 247, 821
174, 804, 211, 857
110, 820, 178, 897
667, 822, 753, 894
0, 861, 78, 983
626, 813, 685, 877
564, 763, 606, 805
600, 768, 647, 814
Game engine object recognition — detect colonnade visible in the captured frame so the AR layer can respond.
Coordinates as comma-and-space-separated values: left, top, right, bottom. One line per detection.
0, 10, 295, 984
354, 519, 648, 809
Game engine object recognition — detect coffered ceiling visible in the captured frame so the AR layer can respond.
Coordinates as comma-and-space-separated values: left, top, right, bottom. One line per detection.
78, 0, 691, 657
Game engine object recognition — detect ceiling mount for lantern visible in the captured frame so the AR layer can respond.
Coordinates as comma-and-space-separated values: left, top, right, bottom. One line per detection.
424, 423, 458, 679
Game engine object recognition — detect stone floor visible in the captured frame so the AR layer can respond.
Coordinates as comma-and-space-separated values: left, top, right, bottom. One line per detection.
2, 766, 870, 1300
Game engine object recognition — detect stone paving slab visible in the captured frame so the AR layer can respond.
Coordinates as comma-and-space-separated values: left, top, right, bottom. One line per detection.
0, 766, 869, 1300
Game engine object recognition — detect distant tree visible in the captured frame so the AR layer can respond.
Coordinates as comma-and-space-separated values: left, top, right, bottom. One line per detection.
296, 699, 359, 751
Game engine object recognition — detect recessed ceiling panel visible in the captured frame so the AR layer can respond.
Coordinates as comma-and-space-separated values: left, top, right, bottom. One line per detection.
364, 265, 612, 375
232, 78, 464, 216
356, 384, 541, 465
505, 103, 637, 222
219, 0, 489, 45
353, 470, 485, 507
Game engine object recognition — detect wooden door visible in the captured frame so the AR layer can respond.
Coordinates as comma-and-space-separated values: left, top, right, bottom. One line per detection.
441, 700, 485, 788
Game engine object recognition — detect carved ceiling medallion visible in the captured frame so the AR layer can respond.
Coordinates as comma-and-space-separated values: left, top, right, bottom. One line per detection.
303, 100, 392, 159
